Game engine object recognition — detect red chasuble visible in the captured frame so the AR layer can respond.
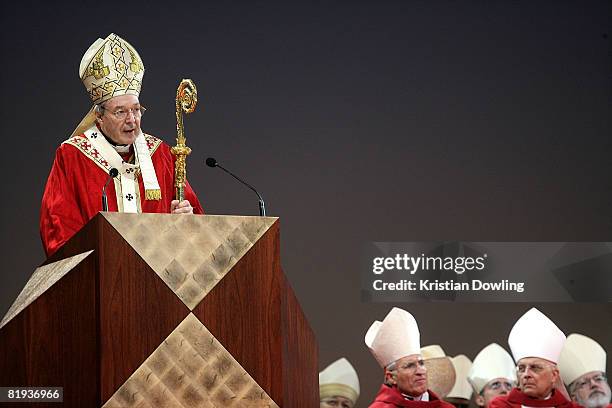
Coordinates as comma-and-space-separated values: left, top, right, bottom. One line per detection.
40, 133, 203, 256
489, 388, 582, 408
369, 385, 456, 408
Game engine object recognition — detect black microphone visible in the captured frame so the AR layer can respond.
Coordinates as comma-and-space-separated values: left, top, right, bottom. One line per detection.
205, 157, 266, 216
102, 168, 119, 211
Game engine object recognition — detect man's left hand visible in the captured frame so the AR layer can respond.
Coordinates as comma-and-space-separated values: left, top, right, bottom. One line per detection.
170, 199, 193, 214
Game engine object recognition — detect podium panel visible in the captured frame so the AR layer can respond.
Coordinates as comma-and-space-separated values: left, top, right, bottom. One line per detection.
0, 213, 318, 407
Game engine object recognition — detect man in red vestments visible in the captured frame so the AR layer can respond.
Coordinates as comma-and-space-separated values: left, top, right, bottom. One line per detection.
490, 308, 581, 408
365, 308, 456, 408
559, 334, 611, 408
40, 33, 203, 256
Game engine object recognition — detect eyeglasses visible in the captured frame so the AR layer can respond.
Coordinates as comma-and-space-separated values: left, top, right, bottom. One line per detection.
101, 105, 146, 120
397, 359, 426, 372
574, 374, 607, 390
516, 363, 552, 375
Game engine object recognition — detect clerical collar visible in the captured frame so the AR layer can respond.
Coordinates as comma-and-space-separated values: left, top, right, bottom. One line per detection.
403, 391, 429, 401
519, 389, 556, 408
111, 143, 131, 154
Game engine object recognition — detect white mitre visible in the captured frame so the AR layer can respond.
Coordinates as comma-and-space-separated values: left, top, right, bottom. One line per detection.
73, 33, 145, 137
447, 354, 473, 400
365, 307, 420, 368
468, 343, 517, 394
508, 307, 566, 364
319, 358, 360, 404
558, 333, 606, 386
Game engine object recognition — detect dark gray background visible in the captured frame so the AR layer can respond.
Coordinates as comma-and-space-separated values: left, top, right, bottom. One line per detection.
1, 1, 611, 405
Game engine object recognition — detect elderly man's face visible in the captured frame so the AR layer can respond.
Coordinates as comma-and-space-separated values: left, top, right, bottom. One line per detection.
570, 371, 611, 408
386, 354, 428, 397
475, 377, 515, 407
97, 94, 143, 145
516, 358, 559, 399
320, 396, 354, 408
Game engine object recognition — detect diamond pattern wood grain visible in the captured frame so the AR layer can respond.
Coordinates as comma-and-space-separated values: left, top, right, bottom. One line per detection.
102, 213, 277, 310
102, 313, 279, 408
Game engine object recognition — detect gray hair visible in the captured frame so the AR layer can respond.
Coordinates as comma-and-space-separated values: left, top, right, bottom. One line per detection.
384, 361, 398, 385
94, 104, 105, 116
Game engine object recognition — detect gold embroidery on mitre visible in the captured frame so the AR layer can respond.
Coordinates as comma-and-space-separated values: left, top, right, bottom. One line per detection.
125, 42, 144, 73
80, 33, 145, 105
82, 47, 109, 80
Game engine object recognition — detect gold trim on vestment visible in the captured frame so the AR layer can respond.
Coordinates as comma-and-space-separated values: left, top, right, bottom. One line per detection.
145, 189, 161, 200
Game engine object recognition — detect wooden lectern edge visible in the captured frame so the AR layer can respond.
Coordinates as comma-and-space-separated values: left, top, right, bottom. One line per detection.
99, 211, 280, 222
44, 212, 280, 265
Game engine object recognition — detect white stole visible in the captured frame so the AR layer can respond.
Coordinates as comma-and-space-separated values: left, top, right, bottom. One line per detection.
83, 126, 161, 212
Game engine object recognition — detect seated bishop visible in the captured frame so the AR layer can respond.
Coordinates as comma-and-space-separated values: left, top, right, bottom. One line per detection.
364, 307, 456, 408
490, 308, 580, 408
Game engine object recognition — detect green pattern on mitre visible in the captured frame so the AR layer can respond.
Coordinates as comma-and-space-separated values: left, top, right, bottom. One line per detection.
79, 33, 145, 105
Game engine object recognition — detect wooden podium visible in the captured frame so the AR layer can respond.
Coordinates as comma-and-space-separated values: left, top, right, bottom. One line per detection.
0, 213, 318, 407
